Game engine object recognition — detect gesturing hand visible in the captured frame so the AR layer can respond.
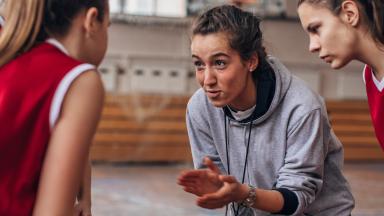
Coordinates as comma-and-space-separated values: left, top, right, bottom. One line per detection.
178, 157, 249, 210
196, 175, 248, 209
177, 157, 223, 196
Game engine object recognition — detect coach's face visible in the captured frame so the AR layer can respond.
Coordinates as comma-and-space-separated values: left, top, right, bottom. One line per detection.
191, 32, 257, 111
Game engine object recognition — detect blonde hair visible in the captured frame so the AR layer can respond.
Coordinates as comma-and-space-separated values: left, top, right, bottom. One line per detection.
0, 0, 44, 67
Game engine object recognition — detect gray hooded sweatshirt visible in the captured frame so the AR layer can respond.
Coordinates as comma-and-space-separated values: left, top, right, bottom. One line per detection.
186, 56, 354, 216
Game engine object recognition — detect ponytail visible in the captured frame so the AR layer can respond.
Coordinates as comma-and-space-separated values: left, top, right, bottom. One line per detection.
356, 0, 384, 45
370, 0, 384, 45
0, 0, 44, 67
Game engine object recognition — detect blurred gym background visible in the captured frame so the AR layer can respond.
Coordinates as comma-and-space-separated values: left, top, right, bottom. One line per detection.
2, 0, 383, 215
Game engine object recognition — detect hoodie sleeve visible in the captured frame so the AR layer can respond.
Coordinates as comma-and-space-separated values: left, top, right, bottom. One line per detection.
276, 108, 327, 215
186, 106, 224, 171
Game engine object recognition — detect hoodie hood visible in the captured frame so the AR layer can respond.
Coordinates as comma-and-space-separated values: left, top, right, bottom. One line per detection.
223, 56, 292, 125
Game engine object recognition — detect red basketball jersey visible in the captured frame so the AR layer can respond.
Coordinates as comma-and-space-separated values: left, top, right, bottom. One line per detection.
0, 39, 95, 215
364, 65, 384, 151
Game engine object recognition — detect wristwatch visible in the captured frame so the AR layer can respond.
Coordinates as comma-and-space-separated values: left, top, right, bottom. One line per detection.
240, 184, 257, 207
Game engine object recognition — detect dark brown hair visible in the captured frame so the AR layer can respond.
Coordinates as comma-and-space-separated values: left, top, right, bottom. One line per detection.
192, 5, 268, 71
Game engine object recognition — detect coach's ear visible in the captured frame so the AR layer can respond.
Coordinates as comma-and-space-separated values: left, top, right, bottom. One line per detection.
248, 53, 259, 73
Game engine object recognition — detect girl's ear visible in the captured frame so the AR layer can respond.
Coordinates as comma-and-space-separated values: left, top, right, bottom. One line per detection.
248, 53, 259, 72
340, 0, 360, 27
83, 7, 99, 37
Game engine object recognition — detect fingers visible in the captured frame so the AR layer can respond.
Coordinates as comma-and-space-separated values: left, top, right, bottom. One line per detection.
196, 175, 240, 209
178, 169, 206, 179
73, 204, 81, 216
199, 186, 228, 201
178, 178, 199, 190
197, 199, 227, 209
178, 181, 199, 195
219, 175, 237, 183
178, 169, 217, 184
75, 207, 92, 216
177, 166, 225, 198
196, 190, 231, 209
177, 171, 201, 196
183, 186, 200, 195
177, 170, 204, 186
81, 212, 92, 216
203, 157, 221, 174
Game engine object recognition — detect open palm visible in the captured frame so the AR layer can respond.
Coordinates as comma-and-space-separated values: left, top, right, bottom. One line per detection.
177, 157, 224, 196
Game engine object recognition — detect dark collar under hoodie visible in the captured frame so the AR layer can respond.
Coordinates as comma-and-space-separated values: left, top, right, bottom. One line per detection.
223, 59, 276, 124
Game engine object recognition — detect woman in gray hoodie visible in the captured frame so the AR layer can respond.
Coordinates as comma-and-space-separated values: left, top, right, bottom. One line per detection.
177, 5, 354, 216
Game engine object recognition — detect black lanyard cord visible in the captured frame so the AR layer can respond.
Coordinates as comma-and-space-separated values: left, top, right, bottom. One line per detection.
224, 113, 230, 216
234, 122, 253, 215
225, 113, 231, 176
224, 112, 254, 216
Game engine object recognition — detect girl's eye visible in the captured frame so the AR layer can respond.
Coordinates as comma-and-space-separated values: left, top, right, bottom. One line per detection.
215, 60, 226, 68
309, 25, 320, 34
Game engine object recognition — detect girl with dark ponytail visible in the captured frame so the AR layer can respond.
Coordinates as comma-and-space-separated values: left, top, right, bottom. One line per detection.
0, 0, 109, 215
297, 0, 384, 151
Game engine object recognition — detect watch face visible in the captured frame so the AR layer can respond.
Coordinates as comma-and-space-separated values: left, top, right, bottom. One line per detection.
244, 197, 254, 206
241, 185, 257, 207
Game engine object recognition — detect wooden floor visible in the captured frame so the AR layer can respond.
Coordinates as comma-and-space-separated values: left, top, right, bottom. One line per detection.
92, 163, 384, 216
91, 162, 384, 216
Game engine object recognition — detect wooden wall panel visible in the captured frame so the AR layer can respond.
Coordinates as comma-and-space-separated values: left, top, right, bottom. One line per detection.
326, 100, 384, 161
91, 95, 384, 162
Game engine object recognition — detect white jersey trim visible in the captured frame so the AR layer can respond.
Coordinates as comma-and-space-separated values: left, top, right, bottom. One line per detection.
46, 38, 69, 55
364, 64, 384, 92
49, 63, 95, 129
0, 16, 5, 27
372, 71, 384, 92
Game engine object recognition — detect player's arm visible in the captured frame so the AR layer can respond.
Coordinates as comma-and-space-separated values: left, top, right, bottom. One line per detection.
33, 70, 104, 216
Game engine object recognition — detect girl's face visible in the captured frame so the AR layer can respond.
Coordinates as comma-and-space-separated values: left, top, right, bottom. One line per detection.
298, 2, 358, 69
191, 32, 257, 110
